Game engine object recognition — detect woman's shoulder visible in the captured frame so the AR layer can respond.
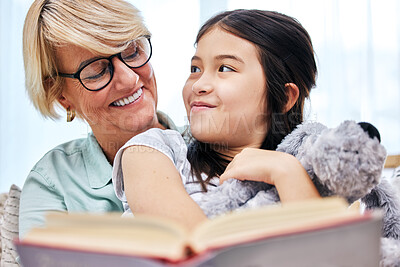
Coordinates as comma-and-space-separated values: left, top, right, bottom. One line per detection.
40, 135, 90, 158
31, 133, 105, 173
50, 136, 88, 154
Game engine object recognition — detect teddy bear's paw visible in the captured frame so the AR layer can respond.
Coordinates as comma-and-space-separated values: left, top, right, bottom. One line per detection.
198, 179, 266, 217
390, 166, 400, 196
240, 187, 280, 210
198, 192, 235, 218
305, 120, 386, 202
383, 217, 400, 240
380, 237, 400, 267
362, 179, 400, 239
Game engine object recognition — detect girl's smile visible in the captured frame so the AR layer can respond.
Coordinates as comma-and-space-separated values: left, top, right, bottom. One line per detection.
190, 101, 217, 113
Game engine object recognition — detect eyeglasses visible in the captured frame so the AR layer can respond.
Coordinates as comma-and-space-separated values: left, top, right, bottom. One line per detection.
58, 36, 152, 91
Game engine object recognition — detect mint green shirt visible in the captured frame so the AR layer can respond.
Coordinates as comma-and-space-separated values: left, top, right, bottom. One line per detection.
19, 112, 178, 238
19, 133, 122, 238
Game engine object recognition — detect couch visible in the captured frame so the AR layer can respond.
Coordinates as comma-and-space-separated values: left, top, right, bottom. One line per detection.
0, 185, 21, 266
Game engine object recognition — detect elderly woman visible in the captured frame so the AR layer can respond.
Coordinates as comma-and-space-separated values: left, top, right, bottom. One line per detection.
19, 0, 175, 237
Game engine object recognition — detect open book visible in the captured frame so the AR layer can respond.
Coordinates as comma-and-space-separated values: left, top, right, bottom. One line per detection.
16, 197, 382, 267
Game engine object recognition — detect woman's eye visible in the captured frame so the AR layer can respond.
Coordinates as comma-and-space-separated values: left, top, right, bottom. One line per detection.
124, 50, 139, 61
191, 66, 201, 73
218, 65, 234, 72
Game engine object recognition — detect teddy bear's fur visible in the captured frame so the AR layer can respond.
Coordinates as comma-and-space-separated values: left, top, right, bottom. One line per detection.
195, 120, 400, 266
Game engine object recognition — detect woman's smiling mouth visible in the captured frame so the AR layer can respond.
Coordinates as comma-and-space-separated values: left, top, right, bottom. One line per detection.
112, 88, 143, 107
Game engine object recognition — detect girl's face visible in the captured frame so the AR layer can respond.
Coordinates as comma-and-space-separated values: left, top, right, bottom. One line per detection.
182, 28, 268, 151
56, 44, 159, 142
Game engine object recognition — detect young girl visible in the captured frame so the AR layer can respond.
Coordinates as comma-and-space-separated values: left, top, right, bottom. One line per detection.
112, 9, 320, 230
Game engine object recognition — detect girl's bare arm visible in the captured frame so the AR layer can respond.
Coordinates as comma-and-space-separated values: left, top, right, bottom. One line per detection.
122, 146, 208, 230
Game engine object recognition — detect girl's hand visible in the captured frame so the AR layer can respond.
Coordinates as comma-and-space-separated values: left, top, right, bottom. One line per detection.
219, 148, 286, 185
219, 148, 320, 202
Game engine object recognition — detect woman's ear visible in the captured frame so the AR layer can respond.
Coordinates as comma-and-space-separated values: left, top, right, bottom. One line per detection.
44, 77, 71, 110
284, 83, 299, 112
57, 95, 70, 110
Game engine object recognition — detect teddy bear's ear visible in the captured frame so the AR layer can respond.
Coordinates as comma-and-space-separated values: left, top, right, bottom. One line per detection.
358, 122, 381, 143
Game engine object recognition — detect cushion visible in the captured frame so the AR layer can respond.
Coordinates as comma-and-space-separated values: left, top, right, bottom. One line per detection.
0, 192, 9, 217
0, 192, 9, 261
1, 184, 21, 266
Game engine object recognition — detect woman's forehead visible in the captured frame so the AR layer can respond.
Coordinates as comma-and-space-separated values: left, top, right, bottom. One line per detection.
55, 44, 98, 72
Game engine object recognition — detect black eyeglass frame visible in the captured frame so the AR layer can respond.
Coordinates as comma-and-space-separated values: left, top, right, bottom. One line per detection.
57, 36, 152, 91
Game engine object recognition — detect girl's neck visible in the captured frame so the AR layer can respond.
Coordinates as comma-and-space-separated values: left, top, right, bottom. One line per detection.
212, 147, 238, 161
212, 143, 262, 160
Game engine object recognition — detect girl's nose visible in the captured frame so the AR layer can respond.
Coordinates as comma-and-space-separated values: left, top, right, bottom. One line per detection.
191, 76, 213, 95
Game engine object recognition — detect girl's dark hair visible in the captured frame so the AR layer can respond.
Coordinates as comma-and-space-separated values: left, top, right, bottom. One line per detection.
187, 9, 317, 191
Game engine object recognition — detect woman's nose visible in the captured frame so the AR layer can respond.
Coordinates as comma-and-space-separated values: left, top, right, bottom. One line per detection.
111, 57, 139, 89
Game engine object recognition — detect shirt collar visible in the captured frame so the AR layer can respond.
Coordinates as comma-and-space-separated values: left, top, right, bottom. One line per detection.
83, 132, 112, 189
157, 110, 178, 130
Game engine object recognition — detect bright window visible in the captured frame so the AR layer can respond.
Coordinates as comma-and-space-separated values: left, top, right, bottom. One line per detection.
0, 0, 398, 192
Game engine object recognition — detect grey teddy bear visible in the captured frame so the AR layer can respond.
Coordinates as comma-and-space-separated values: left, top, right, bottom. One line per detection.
196, 120, 400, 265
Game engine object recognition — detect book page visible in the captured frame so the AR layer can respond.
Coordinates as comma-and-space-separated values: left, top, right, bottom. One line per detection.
22, 213, 189, 261
189, 197, 367, 253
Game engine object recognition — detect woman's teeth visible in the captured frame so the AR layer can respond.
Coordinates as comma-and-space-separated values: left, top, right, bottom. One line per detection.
112, 88, 143, 106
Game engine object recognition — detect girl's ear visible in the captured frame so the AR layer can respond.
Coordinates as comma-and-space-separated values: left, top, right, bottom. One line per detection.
284, 83, 300, 112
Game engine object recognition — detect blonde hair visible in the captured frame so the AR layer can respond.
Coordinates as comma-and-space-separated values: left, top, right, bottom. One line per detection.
23, 0, 151, 118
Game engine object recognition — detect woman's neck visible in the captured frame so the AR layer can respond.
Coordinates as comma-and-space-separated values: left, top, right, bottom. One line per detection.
92, 121, 166, 164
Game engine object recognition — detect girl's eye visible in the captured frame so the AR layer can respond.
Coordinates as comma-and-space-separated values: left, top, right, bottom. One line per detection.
218, 65, 234, 72
191, 66, 201, 73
